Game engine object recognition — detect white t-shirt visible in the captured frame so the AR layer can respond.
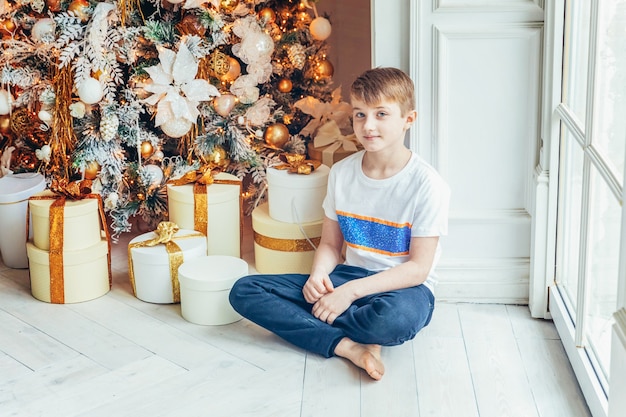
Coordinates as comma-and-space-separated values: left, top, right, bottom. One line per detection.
322, 151, 450, 292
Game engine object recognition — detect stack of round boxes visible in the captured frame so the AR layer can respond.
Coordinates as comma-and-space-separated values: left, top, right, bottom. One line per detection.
252, 164, 330, 274
27, 190, 111, 303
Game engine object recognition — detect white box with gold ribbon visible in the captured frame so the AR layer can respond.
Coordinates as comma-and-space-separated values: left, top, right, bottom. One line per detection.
252, 203, 322, 274
128, 227, 207, 304
28, 190, 102, 252
266, 164, 329, 224
26, 238, 110, 304
167, 172, 241, 258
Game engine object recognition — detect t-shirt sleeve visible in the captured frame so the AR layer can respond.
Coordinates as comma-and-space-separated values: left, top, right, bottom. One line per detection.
322, 165, 338, 221
411, 172, 451, 237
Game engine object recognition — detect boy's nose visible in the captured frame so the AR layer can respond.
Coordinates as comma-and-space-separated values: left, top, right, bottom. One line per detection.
363, 115, 376, 131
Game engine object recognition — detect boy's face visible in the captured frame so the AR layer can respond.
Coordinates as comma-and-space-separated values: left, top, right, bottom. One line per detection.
350, 97, 416, 154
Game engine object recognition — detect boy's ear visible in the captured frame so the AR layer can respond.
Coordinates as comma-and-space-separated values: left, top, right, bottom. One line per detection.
405, 110, 417, 126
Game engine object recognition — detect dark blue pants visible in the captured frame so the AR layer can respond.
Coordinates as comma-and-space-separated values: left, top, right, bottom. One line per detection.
229, 264, 435, 358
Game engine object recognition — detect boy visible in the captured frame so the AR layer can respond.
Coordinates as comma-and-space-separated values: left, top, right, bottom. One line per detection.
229, 67, 450, 380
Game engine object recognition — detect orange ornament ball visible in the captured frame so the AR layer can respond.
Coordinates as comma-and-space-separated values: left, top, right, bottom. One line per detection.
264, 123, 290, 149
258, 7, 276, 23
220, 0, 239, 12
84, 161, 100, 180
68, 0, 91, 22
220, 57, 241, 82
277, 78, 293, 93
316, 59, 334, 78
0, 115, 11, 135
140, 141, 154, 159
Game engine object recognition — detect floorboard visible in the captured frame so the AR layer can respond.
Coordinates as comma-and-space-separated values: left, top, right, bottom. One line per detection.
0, 223, 592, 417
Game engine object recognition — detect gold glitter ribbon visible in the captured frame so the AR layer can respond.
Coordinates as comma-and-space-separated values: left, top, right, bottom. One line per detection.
27, 183, 112, 304
127, 222, 203, 302
169, 167, 243, 251
254, 232, 320, 252
273, 153, 322, 175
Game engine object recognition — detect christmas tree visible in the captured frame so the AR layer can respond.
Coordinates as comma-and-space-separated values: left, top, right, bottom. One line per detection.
0, 0, 348, 239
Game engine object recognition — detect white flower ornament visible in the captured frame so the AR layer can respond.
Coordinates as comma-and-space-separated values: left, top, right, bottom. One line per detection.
143, 43, 220, 137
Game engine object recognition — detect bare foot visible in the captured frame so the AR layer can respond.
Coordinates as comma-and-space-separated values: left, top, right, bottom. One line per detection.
334, 338, 385, 380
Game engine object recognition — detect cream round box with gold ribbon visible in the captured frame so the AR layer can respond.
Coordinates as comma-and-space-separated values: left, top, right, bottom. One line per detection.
28, 190, 103, 252
266, 164, 329, 224
252, 202, 322, 274
167, 172, 241, 258
26, 238, 110, 304
128, 228, 207, 304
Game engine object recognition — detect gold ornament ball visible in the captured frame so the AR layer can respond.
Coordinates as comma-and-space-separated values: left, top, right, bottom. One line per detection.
84, 161, 100, 180
140, 141, 154, 159
10, 108, 35, 136
277, 78, 293, 93
210, 50, 229, 78
207, 145, 230, 169
264, 123, 290, 149
258, 7, 276, 23
220, 0, 239, 12
316, 59, 334, 78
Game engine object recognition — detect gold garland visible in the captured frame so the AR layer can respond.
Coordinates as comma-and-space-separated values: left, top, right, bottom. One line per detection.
50, 64, 76, 181
118, 0, 145, 26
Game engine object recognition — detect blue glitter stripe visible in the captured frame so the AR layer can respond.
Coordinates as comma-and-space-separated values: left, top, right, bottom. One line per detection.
337, 214, 411, 255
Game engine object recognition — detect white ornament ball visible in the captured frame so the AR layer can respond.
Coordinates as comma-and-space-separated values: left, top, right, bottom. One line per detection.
77, 77, 104, 105
143, 164, 164, 186
237, 115, 245, 125
31, 18, 56, 42
213, 94, 237, 117
160, 117, 192, 138
38, 110, 53, 123
310, 17, 332, 41
154, 150, 164, 160
0, 90, 14, 115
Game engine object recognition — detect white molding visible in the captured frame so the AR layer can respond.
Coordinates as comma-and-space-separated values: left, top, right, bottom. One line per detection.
449, 209, 531, 222
610, 310, 626, 417
433, 0, 544, 15
551, 287, 609, 417
529, 166, 551, 317
437, 257, 530, 303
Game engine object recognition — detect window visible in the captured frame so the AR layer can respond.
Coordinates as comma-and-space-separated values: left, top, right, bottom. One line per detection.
552, 1, 626, 415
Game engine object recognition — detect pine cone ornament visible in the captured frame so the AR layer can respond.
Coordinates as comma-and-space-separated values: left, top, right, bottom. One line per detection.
100, 113, 119, 142
288, 44, 306, 70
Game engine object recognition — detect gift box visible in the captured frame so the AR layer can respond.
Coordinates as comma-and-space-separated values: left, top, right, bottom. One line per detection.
0, 173, 46, 268
252, 203, 322, 274
178, 255, 248, 325
266, 164, 329, 224
27, 238, 110, 303
128, 225, 207, 304
167, 172, 241, 258
28, 190, 102, 252
307, 120, 362, 167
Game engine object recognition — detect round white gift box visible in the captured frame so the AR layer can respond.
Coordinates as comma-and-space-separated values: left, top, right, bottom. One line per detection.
167, 172, 240, 258
28, 190, 102, 252
0, 173, 46, 268
266, 164, 329, 224
27, 239, 110, 303
178, 255, 248, 325
128, 230, 207, 304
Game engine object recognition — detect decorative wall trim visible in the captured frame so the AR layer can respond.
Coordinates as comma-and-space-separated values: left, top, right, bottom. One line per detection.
434, 0, 544, 14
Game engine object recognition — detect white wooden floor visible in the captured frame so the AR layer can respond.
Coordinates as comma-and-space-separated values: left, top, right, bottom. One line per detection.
0, 222, 592, 417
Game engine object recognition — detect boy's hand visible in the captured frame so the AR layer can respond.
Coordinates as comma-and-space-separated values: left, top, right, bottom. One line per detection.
303, 273, 334, 304
312, 286, 353, 325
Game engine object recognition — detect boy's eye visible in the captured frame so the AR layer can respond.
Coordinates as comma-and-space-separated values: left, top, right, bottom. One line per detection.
354, 112, 365, 118
377, 111, 387, 118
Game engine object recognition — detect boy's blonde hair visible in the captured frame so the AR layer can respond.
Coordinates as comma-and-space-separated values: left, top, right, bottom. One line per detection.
350, 67, 415, 116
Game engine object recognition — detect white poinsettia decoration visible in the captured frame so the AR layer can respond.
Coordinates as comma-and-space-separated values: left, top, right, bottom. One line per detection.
142, 43, 220, 135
